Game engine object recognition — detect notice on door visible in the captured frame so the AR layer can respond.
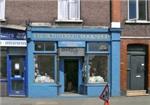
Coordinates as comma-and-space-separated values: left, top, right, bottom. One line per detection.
59, 48, 85, 56
15, 63, 20, 70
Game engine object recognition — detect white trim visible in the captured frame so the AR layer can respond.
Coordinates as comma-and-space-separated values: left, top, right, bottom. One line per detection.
0, 40, 27, 47
55, 19, 83, 23
29, 23, 52, 27
121, 36, 150, 39
0, 24, 26, 30
111, 22, 121, 28
125, 20, 150, 24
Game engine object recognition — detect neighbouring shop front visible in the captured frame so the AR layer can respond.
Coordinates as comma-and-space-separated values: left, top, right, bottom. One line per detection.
0, 28, 27, 96
27, 26, 121, 97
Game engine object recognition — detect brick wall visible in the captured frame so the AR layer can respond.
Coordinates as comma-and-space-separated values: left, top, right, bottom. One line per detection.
5, 0, 110, 27
121, 39, 150, 93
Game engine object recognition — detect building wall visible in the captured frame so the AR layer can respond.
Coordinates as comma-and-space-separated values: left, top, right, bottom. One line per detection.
121, 1, 150, 36
120, 0, 150, 94
5, 0, 110, 26
121, 39, 150, 94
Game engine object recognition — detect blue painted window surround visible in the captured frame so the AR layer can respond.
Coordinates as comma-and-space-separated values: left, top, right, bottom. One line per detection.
82, 42, 110, 84
34, 42, 57, 84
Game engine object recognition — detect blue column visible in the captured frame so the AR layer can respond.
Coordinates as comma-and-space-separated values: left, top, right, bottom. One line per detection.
27, 30, 34, 97
111, 29, 121, 96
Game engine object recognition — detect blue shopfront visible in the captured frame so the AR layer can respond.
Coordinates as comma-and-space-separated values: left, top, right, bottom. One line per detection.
27, 26, 121, 97
0, 28, 27, 96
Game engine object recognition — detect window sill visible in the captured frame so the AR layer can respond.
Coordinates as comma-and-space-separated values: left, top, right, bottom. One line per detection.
125, 20, 150, 24
55, 19, 83, 23
0, 18, 6, 22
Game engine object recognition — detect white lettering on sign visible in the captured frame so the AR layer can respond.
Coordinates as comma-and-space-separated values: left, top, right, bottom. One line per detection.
33, 33, 110, 41
0, 40, 27, 47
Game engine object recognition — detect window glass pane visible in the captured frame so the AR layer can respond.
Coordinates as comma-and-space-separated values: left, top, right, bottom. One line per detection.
69, 0, 78, 20
34, 54, 55, 83
0, 48, 7, 79
139, 0, 146, 20
129, 0, 136, 19
88, 55, 108, 83
0, 0, 5, 20
12, 80, 23, 91
58, 0, 68, 20
45, 42, 55, 51
88, 42, 109, 52
35, 42, 44, 51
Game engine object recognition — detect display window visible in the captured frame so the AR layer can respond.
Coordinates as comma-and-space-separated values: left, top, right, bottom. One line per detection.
34, 42, 57, 83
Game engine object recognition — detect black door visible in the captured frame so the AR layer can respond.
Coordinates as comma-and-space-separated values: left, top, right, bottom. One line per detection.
127, 55, 145, 90
64, 59, 78, 93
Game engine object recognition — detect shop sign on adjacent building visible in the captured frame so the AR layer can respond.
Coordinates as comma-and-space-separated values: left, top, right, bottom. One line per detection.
0, 40, 27, 47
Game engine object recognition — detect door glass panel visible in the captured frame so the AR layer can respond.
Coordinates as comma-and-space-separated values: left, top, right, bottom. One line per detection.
12, 80, 23, 91
11, 57, 24, 78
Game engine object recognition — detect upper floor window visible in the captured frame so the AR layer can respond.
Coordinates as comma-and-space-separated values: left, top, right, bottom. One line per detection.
0, 0, 5, 20
58, 0, 80, 21
128, 0, 147, 21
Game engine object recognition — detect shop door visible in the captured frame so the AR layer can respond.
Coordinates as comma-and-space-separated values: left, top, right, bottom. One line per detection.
127, 54, 145, 90
8, 56, 26, 96
64, 59, 78, 93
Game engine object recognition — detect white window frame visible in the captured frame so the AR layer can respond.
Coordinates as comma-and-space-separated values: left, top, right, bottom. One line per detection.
128, 0, 147, 21
57, 0, 81, 21
0, 0, 5, 21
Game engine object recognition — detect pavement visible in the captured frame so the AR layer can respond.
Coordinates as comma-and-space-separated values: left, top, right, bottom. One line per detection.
0, 96, 150, 105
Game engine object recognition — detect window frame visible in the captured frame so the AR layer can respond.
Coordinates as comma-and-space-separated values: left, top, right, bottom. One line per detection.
57, 0, 81, 21
0, 0, 5, 21
86, 54, 109, 84
128, 0, 148, 21
33, 42, 57, 84
86, 42, 110, 54
34, 41, 57, 53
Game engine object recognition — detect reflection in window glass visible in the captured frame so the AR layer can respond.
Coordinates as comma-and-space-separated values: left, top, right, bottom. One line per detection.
35, 42, 44, 51
35, 42, 56, 51
45, 42, 55, 51
88, 42, 109, 52
139, 0, 146, 20
0, 48, 7, 79
88, 55, 108, 83
34, 54, 55, 83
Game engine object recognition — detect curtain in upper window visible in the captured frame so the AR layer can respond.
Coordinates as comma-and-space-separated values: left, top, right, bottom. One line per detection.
58, 0, 80, 20
0, 0, 5, 20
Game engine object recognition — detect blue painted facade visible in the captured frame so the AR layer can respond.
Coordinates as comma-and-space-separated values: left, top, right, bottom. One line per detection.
26, 26, 121, 97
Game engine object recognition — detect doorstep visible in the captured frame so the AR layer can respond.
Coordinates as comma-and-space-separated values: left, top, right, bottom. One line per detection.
127, 90, 149, 96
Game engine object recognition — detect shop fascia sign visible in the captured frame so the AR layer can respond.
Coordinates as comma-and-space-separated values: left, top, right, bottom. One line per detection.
32, 33, 110, 41
0, 40, 27, 47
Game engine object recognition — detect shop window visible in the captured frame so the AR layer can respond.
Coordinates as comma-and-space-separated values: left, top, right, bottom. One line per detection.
87, 55, 108, 83
87, 42, 109, 53
34, 54, 55, 83
58, 0, 80, 21
35, 42, 56, 52
0, 0, 5, 20
128, 0, 147, 21
0, 48, 7, 79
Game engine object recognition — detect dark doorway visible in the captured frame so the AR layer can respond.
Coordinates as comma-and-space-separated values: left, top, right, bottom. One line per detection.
127, 45, 147, 90
64, 59, 78, 93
